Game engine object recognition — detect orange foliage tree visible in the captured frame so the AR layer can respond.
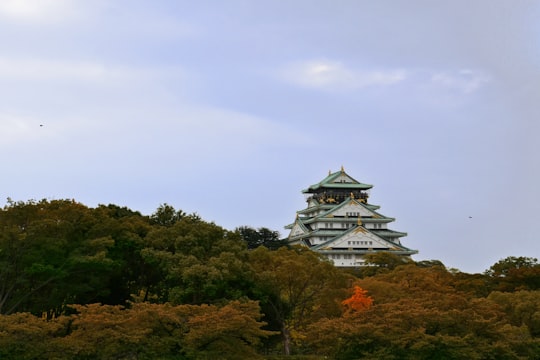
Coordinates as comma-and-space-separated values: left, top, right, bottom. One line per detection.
342, 285, 373, 313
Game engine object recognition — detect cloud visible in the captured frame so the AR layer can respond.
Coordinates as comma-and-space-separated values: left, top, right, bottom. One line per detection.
0, 57, 187, 87
0, 101, 310, 160
431, 69, 490, 94
279, 60, 407, 91
0, 58, 100, 82
98, 105, 311, 159
0, 0, 80, 23
0, 57, 129, 83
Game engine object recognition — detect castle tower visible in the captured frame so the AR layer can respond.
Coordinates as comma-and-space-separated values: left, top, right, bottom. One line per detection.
285, 168, 417, 267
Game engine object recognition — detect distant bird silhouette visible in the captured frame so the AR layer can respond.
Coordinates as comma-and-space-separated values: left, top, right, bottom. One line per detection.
40, 124, 43, 127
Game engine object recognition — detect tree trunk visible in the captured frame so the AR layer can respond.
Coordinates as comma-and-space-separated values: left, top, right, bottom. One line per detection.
282, 325, 291, 356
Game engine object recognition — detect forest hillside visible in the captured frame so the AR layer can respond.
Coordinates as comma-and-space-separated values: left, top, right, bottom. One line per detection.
1, 199, 539, 359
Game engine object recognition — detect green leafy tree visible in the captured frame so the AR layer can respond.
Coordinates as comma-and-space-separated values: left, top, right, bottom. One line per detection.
235, 226, 287, 250
0, 199, 116, 315
354, 251, 414, 277
149, 203, 186, 227
249, 246, 351, 355
141, 214, 253, 304
486, 256, 540, 291
0, 199, 152, 316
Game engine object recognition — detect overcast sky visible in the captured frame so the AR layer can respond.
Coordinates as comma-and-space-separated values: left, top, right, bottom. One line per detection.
1, 0, 539, 273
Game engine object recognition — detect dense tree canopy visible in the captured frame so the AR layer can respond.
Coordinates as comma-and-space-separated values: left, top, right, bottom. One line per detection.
1, 198, 540, 359
235, 226, 287, 250
0, 199, 145, 316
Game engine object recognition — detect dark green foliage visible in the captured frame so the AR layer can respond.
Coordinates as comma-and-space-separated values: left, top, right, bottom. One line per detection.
0, 200, 154, 315
2, 198, 540, 358
486, 256, 540, 291
236, 225, 288, 250
149, 203, 186, 227
0, 199, 119, 315
141, 214, 255, 305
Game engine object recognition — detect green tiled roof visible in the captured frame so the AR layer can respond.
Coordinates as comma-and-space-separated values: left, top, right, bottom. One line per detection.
300, 198, 393, 223
310, 225, 412, 252
302, 169, 372, 193
373, 229, 408, 237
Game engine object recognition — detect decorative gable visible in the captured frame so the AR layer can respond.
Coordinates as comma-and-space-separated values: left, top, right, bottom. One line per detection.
332, 173, 357, 184
330, 200, 375, 218
289, 222, 307, 238
330, 227, 392, 249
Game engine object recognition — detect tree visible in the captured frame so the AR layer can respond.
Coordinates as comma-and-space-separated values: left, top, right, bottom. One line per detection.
149, 203, 186, 227
342, 285, 373, 314
0, 199, 154, 316
141, 216, 253, 304
305, 264, 540, 359
486, 256, 540, 291
249, 246, 352, 355
182, 301, 275, 359
488, 290, 540, 337
0, 301, 273, 360
0, 312, 68, 360
235, 226, 287, 250
87, 204, 152, 305
0, 199, 117, 315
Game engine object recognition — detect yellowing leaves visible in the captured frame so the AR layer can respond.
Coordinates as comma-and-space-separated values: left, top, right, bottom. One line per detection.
0, 301, 273, 360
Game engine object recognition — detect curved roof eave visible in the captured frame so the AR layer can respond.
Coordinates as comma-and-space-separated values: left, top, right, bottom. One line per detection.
302, 170, 373, 193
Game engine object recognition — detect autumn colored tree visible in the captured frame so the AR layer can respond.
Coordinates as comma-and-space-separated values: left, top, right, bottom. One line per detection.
5, 197, 540, 359
0, 300, 273, 360
488, 290, 540, 338
341, 285, 373, 314
0, 312, 68, 360
181, 300, 276, 359
305, 264, 540, 359
249, 246, 352, 355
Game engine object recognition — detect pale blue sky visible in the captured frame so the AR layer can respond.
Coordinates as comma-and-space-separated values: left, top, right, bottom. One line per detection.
1, 0, 539, 273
